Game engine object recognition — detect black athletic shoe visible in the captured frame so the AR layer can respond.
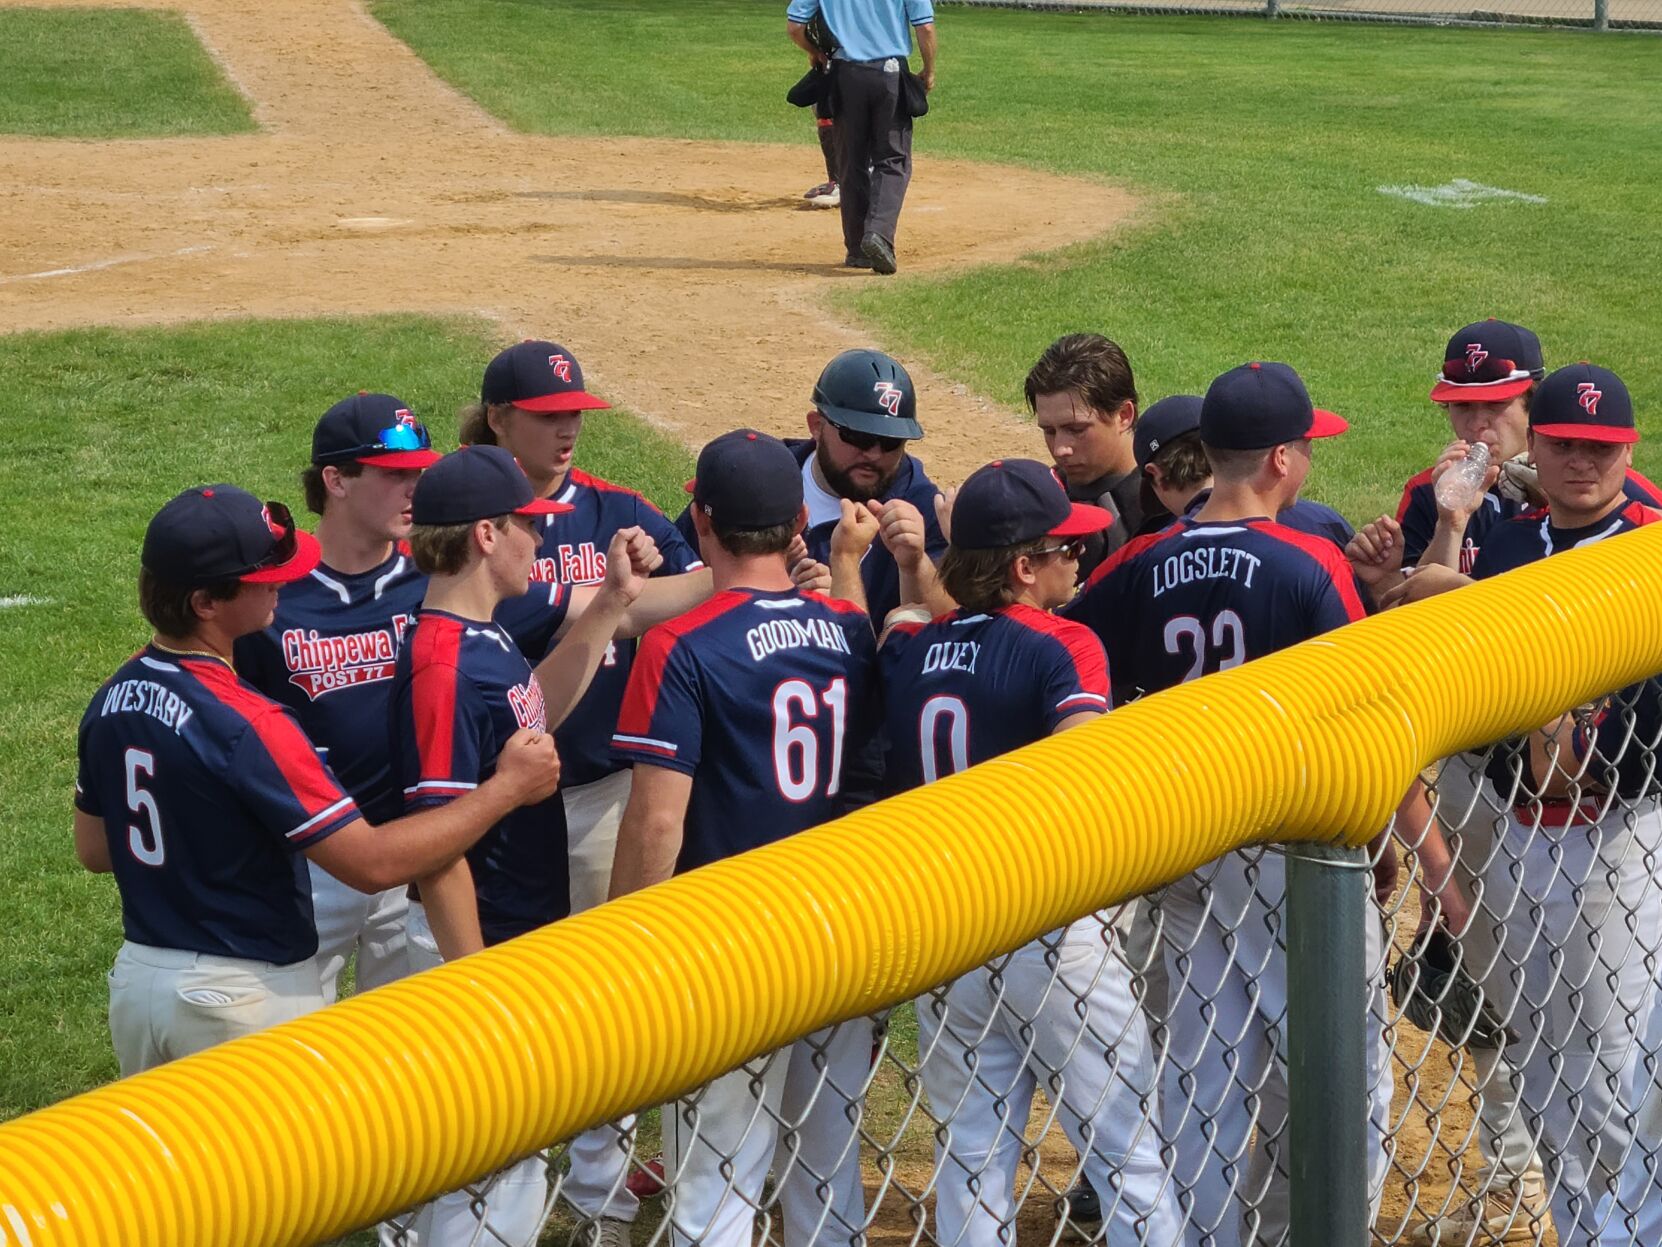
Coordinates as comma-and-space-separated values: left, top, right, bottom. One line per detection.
861, 232, 897, 275
1062, 1180, 1102, 1236
845, 253, 874, 269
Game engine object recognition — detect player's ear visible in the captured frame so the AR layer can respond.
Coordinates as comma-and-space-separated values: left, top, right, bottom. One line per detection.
1114, 399, 1137, 433
473, 516, 500, 555
485, 403, 512, 443
806, 410, 824, 440
793, 504, 809, 536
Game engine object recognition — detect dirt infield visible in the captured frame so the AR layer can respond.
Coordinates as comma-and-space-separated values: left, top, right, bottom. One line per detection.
0, 0, 1143, 485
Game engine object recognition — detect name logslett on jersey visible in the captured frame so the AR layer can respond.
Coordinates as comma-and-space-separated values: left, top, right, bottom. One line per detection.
531, 541, 606, 586
745, 616, 854, 662
1151, 546, 1263, 597
507, 677, 549, 732
281, 614, 413, 700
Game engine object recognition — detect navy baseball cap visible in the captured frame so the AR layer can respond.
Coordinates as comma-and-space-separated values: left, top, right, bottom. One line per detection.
1200, 362, 1347, 451
689, 430, 804, 530
312, 392, 440, 469
411, 445, 575, 526
481, 340, 611, 413
1530, 362, 1638, 444
142, 485, 321, 586
1430, 320, 1545, 405
951, 459, 1114, 550
1134, 395, 1204, 469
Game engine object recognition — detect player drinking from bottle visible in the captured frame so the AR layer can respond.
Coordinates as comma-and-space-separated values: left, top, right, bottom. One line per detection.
74, 483, 560, 1077
876, 458, 1181, 1247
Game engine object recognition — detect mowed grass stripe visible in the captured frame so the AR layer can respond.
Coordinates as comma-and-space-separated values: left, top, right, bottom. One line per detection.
371, 0, 1662, 519
0, 314, 693, 1118
0, 7, 253, 137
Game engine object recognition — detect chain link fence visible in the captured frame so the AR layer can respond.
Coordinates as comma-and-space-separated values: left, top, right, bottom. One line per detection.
353, 673, 1662, 1247
942, 0, 1662, 32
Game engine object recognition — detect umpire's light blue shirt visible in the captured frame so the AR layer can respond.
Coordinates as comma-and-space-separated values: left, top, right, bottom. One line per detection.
787, 0, 934, 64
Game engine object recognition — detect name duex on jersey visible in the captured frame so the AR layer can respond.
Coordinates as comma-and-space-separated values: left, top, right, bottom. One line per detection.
235, 549, 426, 824
390, 611, 568, 946
76, 647, 362, 964
1061, 516, 1368, 702
495, 468, 705, 788
880, 603, 1110, 793
1395, 466, 1662, 572
612, 588, 878, 873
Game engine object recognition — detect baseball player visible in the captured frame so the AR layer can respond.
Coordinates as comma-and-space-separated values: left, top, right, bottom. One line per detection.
610, 429, 879, 1247
876, 458, 1181, 1247
233, 393, 439, 1007
1062, 362, 1393, 1247
679, 349, 946, 627
1380, 363, 1662, 1247
391, 444, 664, 1247
461, 338, 710, 1236
73, 483, 559, 1077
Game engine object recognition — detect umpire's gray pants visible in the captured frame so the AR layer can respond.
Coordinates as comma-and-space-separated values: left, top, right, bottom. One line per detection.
833, 59, 913, 256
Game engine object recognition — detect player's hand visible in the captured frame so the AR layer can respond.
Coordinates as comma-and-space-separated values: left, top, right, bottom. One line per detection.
1432, 440, 1501, 526
791, 557, 832, 594
1379, 564, 1471, 610
831, 497, 880, 561
495, 728, 561, 804
921, 68, 936, 92
933, 487, 956, 546
871, 498, 928, 573
603, 526, 659, 605
1345, 516, 1405, 590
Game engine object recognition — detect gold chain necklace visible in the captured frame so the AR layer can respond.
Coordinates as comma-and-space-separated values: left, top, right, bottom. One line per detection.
151, 640, 233, 669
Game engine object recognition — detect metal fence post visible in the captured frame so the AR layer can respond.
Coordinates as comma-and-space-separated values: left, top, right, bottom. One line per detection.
1594, 0, 1609, 30
1266, 0, 1282, 18
1285, 842, 1370, 1247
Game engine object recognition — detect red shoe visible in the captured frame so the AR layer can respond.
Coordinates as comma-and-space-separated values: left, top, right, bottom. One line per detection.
626, 1156, 666, 1200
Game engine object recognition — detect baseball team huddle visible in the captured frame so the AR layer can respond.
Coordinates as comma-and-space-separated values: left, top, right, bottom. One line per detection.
70, 321, 1662, 1247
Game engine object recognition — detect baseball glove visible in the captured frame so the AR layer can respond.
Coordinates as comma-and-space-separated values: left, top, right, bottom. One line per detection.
1386, 926, 1514, 1050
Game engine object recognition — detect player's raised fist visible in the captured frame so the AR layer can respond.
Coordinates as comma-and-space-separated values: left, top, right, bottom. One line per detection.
831, 497, 880, 561
605, 526, 659, 604
496, 728, 562, 804
872, 498, 928, 572
933, 487, 956, 546
1345, 515, 1405, 590
791, 557, 833, 594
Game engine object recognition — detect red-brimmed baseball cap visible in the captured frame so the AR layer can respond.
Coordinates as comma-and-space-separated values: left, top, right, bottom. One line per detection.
412, 445, 575, 525
1430, 320, 1546, 405
143, 487, 321, 586
1530, 362, 1638, 444
481, 340, 611, 413
1200, 362, 1347, 450
312, 392, 441, 470
950, 458, 1113, 550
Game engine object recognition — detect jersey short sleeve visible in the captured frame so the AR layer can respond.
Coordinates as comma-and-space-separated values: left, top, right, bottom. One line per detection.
639, 502, 705, 574
227, 708, 360, 848
906, 0, 935, 23
403, 660, 495, 809
786, 0, 821, 23
612, 629, 704, 776
1395, 474, 1437, 566
1035, 623, 1111, 732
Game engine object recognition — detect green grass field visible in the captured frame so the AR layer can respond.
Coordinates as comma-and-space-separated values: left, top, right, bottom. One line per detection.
373, 0, 1662, 519
0, 8, 252, 137
0, 315, 693, 1119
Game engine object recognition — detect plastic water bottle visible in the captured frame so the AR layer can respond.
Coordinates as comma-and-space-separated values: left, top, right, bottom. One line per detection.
1435, 441, 1491, 512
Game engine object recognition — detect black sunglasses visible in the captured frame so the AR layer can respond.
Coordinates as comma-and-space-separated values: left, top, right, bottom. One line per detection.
833, 423, 905, 454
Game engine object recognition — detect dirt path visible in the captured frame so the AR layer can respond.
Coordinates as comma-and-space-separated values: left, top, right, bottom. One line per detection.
0, 0, 1142, 484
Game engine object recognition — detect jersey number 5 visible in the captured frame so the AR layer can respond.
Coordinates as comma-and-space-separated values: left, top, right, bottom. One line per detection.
124, 747, 166, 867
772, 678, 848, 803
1164, 610, 1246, 683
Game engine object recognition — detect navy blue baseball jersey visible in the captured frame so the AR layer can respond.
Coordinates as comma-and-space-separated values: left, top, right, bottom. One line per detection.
880, 604, 1109, 793
1472, 501, 1662, 800
611, 588, 878, 873
75, 647, 361, 963
496, 467, 704, 788
391, 610, 568, 945
235, 548, 425, 823
1062, 517, 1368, 702
1395, 465, 1662, 571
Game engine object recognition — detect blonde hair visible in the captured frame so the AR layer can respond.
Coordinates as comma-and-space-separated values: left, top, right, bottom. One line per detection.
408, 516, 507, 576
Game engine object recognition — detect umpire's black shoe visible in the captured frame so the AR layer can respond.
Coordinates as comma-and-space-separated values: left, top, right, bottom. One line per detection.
844, 253, 874, 269
861, 232, 898, 275
1061, 1179, 1102, 1237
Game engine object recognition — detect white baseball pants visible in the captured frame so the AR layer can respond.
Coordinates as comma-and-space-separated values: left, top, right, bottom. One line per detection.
560, 768, 642, 1225
663, 1022, 871, 1247
915, 915, 1182, 1247
107, 941, 324, 1075
308, 862, 411, 1004
1157, 848, 1393, 1247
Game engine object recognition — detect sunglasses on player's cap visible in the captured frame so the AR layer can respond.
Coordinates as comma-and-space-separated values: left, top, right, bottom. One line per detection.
481, 340, 612, 413
1529, 362, 1639, 445
1430, 319, 1546, 405
411, 445, 577, 526
1200, 361, 1348, 451
686, 429, 804, 531
312, 392, 441, 469
142, 485, 321, 586
951, 458, 1114, 551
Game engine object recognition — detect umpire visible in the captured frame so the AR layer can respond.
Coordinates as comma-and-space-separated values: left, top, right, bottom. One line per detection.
787, 0, 937, 275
